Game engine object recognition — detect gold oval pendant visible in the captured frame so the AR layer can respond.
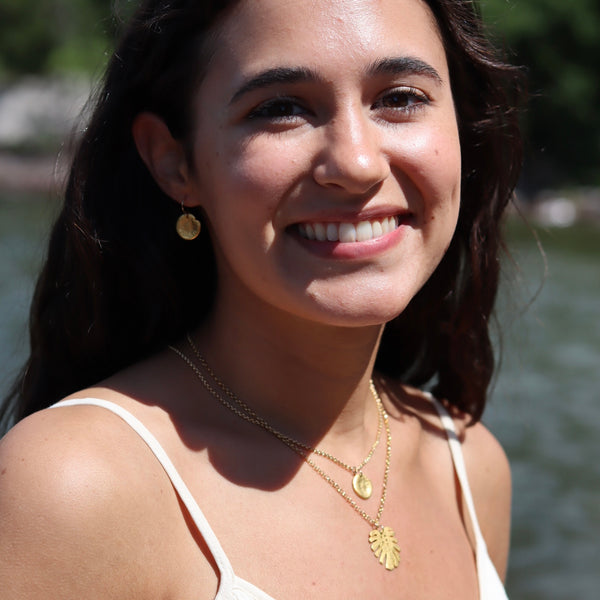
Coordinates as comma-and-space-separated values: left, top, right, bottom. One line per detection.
352, 471, 373, 499
176, 213, 201, 240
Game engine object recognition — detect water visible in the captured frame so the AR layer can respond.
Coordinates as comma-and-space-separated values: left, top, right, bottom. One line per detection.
1, 192, 598, 597
486, 221, 600, 598
0, 193, 58, 396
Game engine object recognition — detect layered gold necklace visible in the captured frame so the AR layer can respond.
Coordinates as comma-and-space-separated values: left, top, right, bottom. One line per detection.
169, 334, 401, 570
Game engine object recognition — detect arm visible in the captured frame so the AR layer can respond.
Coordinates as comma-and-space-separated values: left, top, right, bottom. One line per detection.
0, 408, 159, 599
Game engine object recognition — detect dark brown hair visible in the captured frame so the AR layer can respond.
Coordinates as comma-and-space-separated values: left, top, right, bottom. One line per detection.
1, 0, 524, 430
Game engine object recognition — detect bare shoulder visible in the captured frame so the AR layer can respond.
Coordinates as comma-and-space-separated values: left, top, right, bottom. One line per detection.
459, 415, 512, 580
0, 402, 176, 599
382, 380, 511, 580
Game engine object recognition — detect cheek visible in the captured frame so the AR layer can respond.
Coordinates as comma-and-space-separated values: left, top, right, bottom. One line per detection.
205, 137, 305, 218
194, 139, 303, 263
389, 125, 461, 215
221, 128, 304, 185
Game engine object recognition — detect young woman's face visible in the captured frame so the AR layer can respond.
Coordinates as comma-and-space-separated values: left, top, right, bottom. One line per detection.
188, 0, 461, 328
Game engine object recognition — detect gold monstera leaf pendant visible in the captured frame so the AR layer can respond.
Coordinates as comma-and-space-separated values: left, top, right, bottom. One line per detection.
369, 526, 401, 570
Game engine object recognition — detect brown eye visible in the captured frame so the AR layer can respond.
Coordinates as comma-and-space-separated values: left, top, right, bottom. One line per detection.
248, 97, 308, 120
375, 87, 429, 111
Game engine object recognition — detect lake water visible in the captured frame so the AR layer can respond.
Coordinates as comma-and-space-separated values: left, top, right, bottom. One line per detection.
1, 191, 598, 598
488, 220, 600, 598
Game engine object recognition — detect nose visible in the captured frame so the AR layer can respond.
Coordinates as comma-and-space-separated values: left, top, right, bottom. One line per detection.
313, 106, 390, 195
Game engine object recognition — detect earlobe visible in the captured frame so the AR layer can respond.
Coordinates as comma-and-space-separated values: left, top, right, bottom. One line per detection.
132, 112, 194, 204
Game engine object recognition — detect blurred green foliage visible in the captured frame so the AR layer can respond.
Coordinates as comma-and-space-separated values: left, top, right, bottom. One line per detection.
0, 0, 58, 74
482, 0, 600, 189
0, 0, 598, 188
0, 0, 134, 76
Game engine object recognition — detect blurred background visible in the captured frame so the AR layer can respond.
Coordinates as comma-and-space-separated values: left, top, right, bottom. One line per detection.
0, 0, 598, 597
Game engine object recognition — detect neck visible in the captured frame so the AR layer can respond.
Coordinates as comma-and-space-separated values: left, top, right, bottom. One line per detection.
189, 294, 385, 456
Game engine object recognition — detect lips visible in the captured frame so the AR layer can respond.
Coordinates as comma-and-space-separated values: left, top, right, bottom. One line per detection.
297, 216, 399, 243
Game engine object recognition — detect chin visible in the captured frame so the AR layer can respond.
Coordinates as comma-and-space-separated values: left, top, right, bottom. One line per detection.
298, 289, 413, 329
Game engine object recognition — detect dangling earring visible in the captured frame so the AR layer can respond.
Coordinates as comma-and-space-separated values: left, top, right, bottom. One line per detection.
175, 201, 201, 241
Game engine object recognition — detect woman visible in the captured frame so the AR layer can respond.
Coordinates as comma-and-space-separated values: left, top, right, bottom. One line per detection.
0, 0, 523, 598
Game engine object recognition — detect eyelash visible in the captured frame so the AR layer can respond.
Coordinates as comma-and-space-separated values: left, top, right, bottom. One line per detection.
374, 87, 430, 112
246, 87, 430, 122
247, 96, 307, 121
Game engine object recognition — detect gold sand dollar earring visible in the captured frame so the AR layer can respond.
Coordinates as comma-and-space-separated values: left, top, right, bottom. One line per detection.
176, 201, 201, 241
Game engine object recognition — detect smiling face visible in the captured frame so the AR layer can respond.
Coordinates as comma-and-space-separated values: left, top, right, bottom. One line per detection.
186, 0, 461, 329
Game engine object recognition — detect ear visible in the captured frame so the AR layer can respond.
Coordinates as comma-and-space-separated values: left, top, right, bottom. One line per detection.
132, 112, 198, 206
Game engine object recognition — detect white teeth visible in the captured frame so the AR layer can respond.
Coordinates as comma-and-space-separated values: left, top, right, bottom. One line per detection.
297, 216, 400, 242
356, 221, 372, 242
326, 223, 338, 241
338, 222, 357, 243
372, 220, 383, 237
314, 223, 327, 241
381, 216, 397, 234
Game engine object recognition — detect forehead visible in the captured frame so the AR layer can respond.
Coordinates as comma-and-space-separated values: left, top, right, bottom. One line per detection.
207, 0, 447, 83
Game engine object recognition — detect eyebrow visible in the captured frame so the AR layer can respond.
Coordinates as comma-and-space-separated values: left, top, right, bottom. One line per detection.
229, 67, 320, 105
367, 56, 443, 85
229, 56, 443, 105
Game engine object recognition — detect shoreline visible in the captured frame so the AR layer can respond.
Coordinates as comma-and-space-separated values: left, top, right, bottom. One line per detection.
0, 76, 88, 194
0, 152, 67, 195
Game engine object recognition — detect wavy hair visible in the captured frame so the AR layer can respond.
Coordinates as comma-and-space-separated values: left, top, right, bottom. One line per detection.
1, 0, 524, 429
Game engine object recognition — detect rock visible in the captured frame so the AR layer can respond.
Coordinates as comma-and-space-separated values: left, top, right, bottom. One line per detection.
0, 76, 90, 149
0, 76, 90, 192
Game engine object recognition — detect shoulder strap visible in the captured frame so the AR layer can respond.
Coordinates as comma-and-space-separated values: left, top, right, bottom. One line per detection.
427, 396, 487, 549
428, 395, 509, 600
49, 398, 235, 592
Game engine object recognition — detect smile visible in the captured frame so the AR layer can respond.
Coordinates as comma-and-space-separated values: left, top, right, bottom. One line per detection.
297, 216, 399, 243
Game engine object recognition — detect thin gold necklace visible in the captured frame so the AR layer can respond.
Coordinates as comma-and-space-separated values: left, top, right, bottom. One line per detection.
168, 337, 401, 570
185, 334, 382, 500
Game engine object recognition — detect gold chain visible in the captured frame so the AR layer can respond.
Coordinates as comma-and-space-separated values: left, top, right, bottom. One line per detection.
302, 399, 392, 528
168, 338, 401, 570
185, 334, 383, 477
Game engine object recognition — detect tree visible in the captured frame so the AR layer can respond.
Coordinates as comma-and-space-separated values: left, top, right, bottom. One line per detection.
0, 0, 117, 77
483, 0, 600, 188
0, 0, 58, 75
